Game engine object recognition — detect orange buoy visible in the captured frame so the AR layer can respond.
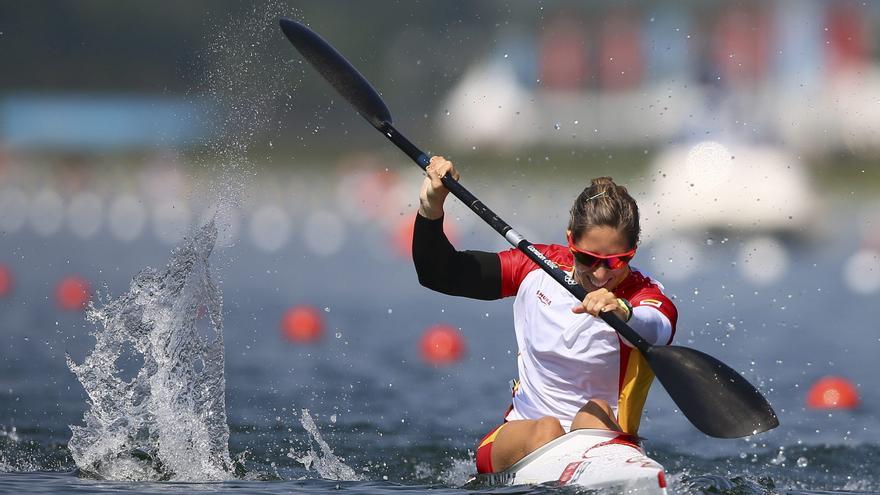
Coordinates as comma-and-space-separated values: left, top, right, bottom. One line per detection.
56, 276, 91, 311
281, 305, 324, 343
0, 264, 12, 297
806, 376, 860, 409
420, 324, 465, 365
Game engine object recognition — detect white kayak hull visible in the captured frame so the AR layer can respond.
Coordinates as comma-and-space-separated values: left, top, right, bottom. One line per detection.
473, 429, 668, 494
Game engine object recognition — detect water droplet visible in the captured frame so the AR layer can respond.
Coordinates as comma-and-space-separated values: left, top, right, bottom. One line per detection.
554, 123, 561, 130
796, 457, 808, 468
324, 307, 331, 312
706, 238, 715, 246
503, 53, 509, 59
335, 332, 342, 339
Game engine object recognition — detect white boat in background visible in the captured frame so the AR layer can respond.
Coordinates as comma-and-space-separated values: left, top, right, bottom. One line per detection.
641, 141, 817, 241
471, 429, 668, 493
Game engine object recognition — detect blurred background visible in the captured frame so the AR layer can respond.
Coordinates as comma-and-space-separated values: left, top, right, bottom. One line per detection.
1, 0, 879, 490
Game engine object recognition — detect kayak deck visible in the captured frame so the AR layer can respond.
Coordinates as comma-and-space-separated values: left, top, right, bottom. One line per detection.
471, 428, 667, 494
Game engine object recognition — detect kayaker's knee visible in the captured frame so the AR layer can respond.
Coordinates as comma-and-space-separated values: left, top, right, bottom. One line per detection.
571, 399, 622, 431
531, 416, 564, 448
585, 398, 614, 416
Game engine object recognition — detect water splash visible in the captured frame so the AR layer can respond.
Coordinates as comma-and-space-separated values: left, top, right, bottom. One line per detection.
290, 409, 363, 481
438, 455, 477, 487
189, 2, 294, 250
0, 427, 19, 443
67, 221, 233, 481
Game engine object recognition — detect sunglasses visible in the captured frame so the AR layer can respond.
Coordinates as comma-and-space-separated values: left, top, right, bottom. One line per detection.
566, 232, 636, 270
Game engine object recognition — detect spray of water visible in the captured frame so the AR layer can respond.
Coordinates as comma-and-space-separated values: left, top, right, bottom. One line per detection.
439, 455, 477, 487
289, 409, 363, 481
67, 221, 233, 481
196, 1, 295, 198
64, 3, 321, 482
190, 1, 295, 254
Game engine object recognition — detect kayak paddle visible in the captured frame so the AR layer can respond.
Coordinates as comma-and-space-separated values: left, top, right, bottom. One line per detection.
278, 17, 779, 439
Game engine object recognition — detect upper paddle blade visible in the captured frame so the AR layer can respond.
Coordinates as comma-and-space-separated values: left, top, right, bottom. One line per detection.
279, 18, 392, 129
645, 345, 779, 438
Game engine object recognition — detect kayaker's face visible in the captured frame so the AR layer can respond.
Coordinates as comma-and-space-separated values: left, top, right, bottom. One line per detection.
570, 226, 632, 291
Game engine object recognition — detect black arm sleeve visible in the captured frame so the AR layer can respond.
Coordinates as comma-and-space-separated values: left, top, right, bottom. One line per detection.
412, 213, 502, 300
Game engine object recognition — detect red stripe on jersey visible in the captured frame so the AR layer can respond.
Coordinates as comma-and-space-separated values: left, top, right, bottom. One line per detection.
498, 244, 573, 297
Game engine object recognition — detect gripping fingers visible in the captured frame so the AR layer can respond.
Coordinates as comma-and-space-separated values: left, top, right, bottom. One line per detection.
573, 297, 600, 316
572, 289, 620, 317
427, 156, 459, 184
601, 303, 619, 314
419, 156, 461, 219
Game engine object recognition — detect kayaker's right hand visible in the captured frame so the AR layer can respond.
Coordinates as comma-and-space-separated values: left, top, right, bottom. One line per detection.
418, 155, 460, 220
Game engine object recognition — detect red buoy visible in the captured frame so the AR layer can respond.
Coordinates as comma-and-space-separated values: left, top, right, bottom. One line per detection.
0, 264, 12, 297
420, 324, 465, 365
806, 376, 860, 409
56, 276, 91, 311
281, 305, 324, 343
392, 218, 416, 258
393, 216, 458, 258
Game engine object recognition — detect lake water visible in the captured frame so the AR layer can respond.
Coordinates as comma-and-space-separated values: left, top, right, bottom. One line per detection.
0, 188, 877, 494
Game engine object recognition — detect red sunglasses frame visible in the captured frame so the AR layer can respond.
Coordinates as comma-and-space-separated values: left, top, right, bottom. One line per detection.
566, 232, 637, 270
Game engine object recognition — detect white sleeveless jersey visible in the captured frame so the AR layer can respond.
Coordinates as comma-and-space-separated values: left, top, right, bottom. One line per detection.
498, 244, 677, 433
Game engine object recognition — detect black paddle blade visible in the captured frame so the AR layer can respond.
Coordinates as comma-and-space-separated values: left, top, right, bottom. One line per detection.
279, 18, 392, 129
645, 345, 779, 438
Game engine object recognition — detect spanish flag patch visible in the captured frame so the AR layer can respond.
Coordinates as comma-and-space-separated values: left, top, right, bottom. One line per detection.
639, 299, 663, 308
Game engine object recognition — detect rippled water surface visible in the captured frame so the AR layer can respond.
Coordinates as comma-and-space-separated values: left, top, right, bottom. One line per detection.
1, 207, 878, 494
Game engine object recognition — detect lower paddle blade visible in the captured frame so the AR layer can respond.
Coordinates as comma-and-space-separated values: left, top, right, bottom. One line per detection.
645, 345, 779, 438
279, 18, 392, 129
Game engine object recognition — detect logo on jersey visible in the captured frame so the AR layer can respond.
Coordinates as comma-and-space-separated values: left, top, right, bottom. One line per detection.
526, 245, 557, 269
526, 245, 577, 286
536, 290, 552, 306
639, 298, 663, 308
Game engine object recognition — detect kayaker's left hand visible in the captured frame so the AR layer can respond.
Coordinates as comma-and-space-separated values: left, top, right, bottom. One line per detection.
418, 155, 461, 220
572, 288, 628, 321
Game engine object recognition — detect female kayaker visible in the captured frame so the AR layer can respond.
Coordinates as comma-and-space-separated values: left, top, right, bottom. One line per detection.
412, 156, 678, 474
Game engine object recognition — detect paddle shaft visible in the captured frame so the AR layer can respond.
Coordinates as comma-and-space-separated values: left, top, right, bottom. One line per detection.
380, 122, 652, 355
